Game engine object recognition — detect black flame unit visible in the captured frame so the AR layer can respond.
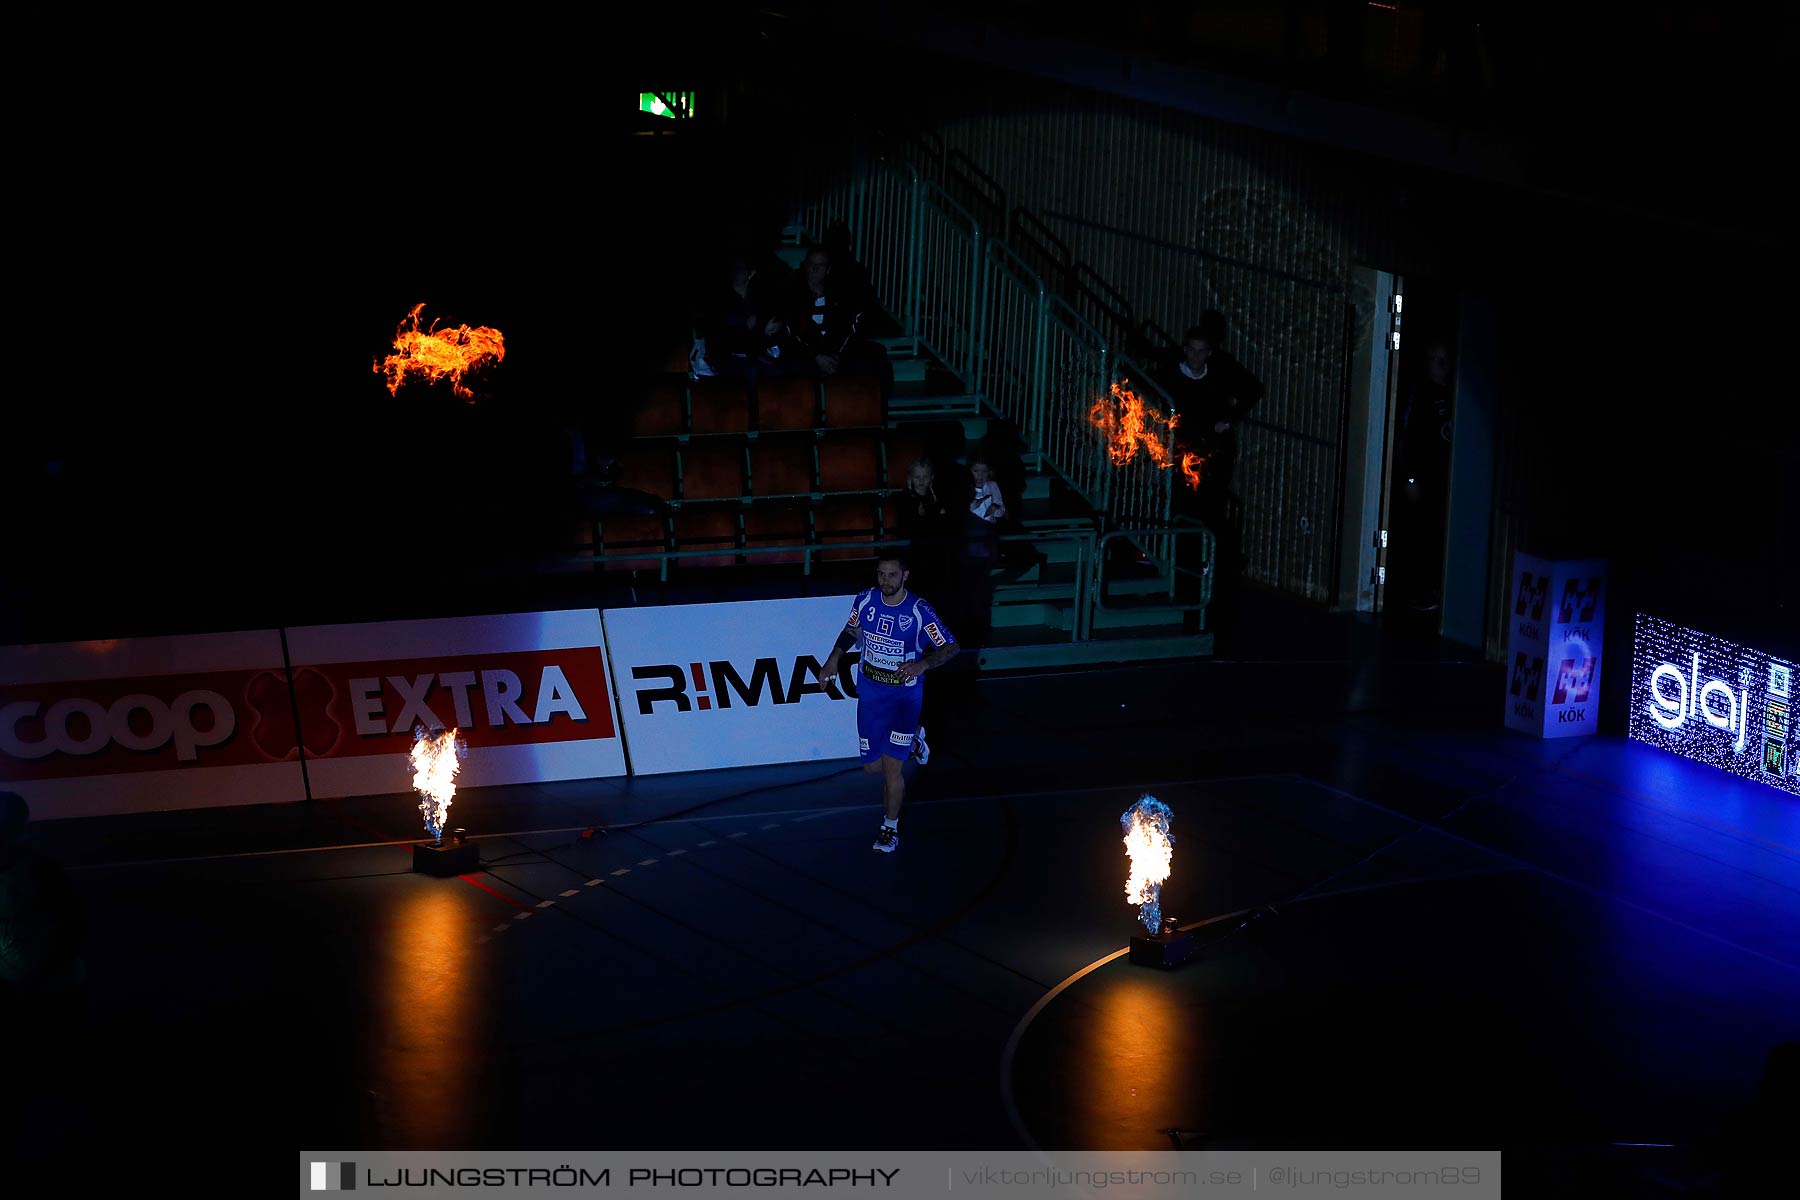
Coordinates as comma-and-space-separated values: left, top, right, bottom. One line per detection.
1129, 916, 1197, 968
413, 827, 479, 876
1130, 909, 1276, 969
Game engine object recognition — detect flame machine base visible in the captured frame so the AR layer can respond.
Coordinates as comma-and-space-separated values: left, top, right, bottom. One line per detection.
412, 830, 478, 876
1128, 918, 1198, 969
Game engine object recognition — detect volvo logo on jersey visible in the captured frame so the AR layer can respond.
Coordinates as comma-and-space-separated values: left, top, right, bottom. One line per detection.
631, 654, 860, 714
603, 596, 867, 775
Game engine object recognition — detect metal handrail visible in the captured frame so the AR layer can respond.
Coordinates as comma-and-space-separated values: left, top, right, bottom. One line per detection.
570, 529, 1110, 645
1091, 527, 1215, 621
798, 155, 1209, 609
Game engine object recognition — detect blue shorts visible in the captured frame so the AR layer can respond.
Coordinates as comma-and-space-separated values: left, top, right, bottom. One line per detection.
857, 678, 923, 763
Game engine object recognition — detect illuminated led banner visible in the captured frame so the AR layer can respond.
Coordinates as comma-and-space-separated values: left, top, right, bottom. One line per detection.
1503, 554, 1605, 739
1629, 614, 1797, 795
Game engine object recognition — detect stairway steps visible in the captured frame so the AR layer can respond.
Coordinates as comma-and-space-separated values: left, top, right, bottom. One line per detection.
975, 629, 1212, 670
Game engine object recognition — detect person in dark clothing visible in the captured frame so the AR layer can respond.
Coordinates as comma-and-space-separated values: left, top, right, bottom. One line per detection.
894, 457, 955, 594
1389, 338, 1455, 610
1159, 317, 1264, 504
956, 455, 1008, 652
1160, 316, 1263, 632
0, 791, 83, 1009
893, 456, 960, 733
769, 247, 880, 379
820, 221, 875, 316
699, 255, 777, 375
578, 455, 668, 518
0, 791, 84, 1176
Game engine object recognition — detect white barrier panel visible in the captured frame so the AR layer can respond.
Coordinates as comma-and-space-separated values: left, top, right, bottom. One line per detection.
1502, 554, 1606, 739
0, 630, 306, 819
603, 597, 862, 775
1629, 614, 1797, 795
285, 610, 626, 799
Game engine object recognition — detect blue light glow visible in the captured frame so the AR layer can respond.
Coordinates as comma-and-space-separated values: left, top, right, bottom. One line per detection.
1629, 615, 1797, 795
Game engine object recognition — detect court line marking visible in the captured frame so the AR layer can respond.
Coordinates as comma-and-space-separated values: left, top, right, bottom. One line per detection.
999, 764, 1800, 1154
63, 776, 1278, 871
998, 864, 1527, 1153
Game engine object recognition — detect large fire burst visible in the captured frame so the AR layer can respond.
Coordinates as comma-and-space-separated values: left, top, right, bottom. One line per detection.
374, 303, 505, 401
1121, 794, 1176, 934
411, 726, 463, 843
1089, 381, 1206, 488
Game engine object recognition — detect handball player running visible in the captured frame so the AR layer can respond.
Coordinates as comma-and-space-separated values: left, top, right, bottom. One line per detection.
821, 555, 958, 853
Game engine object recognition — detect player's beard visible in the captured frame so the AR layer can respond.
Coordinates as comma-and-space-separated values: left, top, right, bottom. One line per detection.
879, 584, 901, 598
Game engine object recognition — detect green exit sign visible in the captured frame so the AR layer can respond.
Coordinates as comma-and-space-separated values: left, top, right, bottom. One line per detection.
639, 92, 696, 120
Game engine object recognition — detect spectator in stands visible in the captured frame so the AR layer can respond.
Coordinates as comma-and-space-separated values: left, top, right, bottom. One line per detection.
956, 455, 1008, 650
821, 221, 875, 314
769, 247, 881, 380
896, 457, 955, 593
1161, 312, 1263, 633
1160, 312, 1263, 499
577, 455, 668, 518
895, 456, 959, 729
697, 254, 780, 379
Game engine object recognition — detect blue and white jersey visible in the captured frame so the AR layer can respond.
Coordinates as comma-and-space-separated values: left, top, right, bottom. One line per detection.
845, 589, 955, 687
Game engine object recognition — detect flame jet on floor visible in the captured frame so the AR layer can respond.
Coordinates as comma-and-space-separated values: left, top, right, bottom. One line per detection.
411, 726, 476, 876
1121, 793, 1174, 934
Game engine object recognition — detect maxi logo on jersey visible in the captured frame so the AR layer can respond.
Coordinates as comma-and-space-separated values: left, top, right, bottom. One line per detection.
631, 654, 862, 714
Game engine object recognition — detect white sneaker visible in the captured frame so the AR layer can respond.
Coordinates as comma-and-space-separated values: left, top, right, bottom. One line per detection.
872, 824, 899, 853
910, 725, 930, 765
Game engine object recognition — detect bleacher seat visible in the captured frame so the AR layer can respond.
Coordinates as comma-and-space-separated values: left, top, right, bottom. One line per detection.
617, 446, 675, 497
598, 514, 667, 571
814, 498, 881, 561
748, 440, 814, 497
818, 433, 882, 493
822, 376, 883, 427
744, 506, 809, 566
672, 509, 739, 568
755, 378, 818, 432
689, 378, 750, 435
632, 378, 686, 437
679, 443, 745, 500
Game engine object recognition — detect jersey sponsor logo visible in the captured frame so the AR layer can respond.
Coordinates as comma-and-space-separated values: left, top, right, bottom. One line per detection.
924, 622, 946, 647
862, 632, 904, 663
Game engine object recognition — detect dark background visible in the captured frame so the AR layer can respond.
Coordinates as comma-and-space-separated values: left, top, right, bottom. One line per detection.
6, 8, 1794, 671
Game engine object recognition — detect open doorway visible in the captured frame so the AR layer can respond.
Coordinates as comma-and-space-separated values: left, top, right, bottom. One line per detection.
1384, 280, 1459, 617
